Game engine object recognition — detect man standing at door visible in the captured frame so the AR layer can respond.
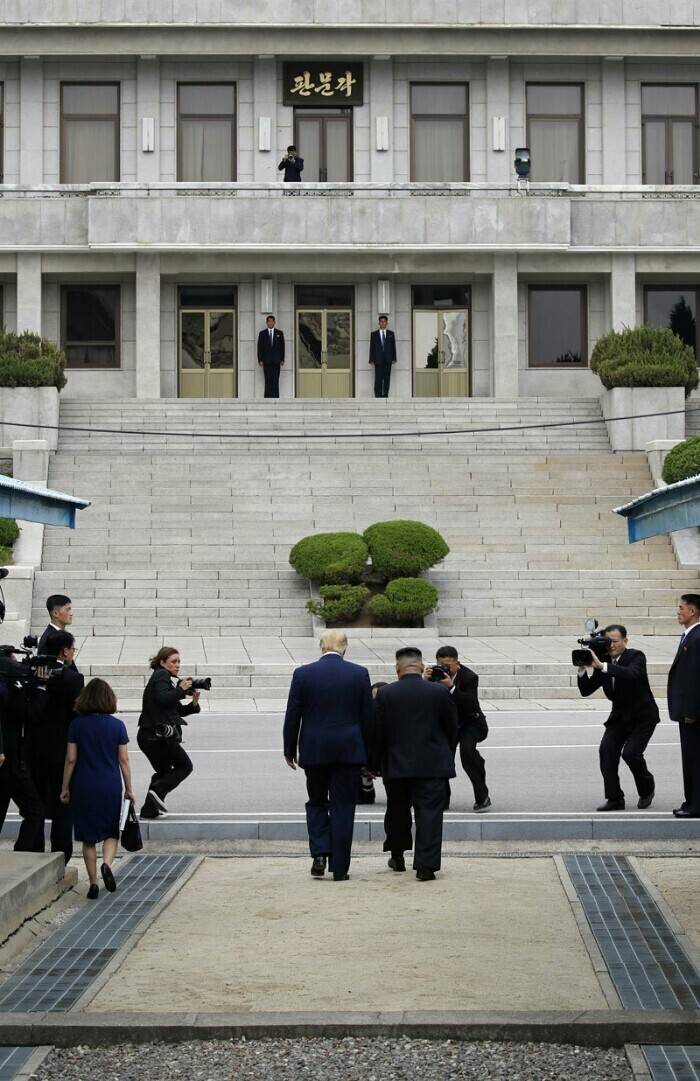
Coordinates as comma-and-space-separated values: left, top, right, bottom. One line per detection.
369, 315, 397, 398
278, 145, 304, 183
257, 315, 285, 399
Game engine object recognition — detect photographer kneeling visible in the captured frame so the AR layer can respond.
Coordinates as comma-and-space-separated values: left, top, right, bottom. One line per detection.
576, 624, 658, 811
137, 647, 202, 820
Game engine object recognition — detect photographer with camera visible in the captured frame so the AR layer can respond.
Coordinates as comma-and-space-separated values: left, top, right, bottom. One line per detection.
137, 646, 204, 820
0, 643, 46, 852
576, 623, 658, 811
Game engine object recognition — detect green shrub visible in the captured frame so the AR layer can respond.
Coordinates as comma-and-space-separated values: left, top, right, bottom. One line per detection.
289, 531, 368, 584
307, 584, 370, 624
0, 329, 66, 390
0, 518, 19, 548
363, 520, 449, 579
590, 325, 698, 396
662, 437, 700, 485
368, 577, 439, 625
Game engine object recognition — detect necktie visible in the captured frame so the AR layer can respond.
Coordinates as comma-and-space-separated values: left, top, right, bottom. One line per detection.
381, 330, 385, 347
270, 330, 273, 345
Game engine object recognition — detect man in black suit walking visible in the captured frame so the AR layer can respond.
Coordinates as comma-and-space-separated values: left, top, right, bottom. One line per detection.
371, 647, 458, 881
368, 315, 397, 398
668, 594, 700, 818
577, 624, 658, 811
257, 315, 285, 398
427, 645, 491, 812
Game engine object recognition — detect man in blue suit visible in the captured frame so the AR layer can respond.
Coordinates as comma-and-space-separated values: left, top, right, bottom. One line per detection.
283, 630, 373, 880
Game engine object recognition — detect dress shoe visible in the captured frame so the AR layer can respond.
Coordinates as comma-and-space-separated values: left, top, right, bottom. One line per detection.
148, 789, 168, 814
388, 855, 406, 872
473, 796, 492, 813
139, 792, 160, 820
638, 788, 655, 809
100, 863, 117, 893
86, 883, 99, 901
673, 807, 700, 818
333, 873, 350, 881
416, 868, 436, 881
596, 799, 625, 812
310, 856, 327, 877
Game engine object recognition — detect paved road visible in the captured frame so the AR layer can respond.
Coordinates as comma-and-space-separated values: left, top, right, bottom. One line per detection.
121, 708, 684, 818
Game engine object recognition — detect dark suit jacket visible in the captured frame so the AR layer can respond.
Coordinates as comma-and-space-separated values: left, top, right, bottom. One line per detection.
371, 673, 458, 780
283, 652, 373, 768
257, 328, 285, 366
138, 667, 200, 739
667, 624, 700, 723
369, 328, 397, 366
37, 663, 85, 766
578, 648, 660, 728
38, 624, 63, 655
278, 156, 304, 181
451, 663, 488, 740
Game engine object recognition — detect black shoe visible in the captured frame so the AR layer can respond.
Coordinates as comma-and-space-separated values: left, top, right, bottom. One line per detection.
148, 789, 168, 814
357, 790, 376, 805
673, 807, 700, 818
100, 863, 117, 893
388, 855, 406, 872
139, 792, 160, 820
473, 796, 491, 813
416, 868, 436, 881
333, 873, 350, 881
638, 788, 655, 809
86, 883, 99, 900
310, 856, 327, 877
596, 799, 625, 812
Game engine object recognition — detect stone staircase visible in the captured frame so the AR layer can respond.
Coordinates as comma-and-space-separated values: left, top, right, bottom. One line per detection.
31, 397, 700, 703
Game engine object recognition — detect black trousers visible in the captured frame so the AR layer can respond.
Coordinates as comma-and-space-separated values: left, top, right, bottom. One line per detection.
0, 755, 46, 854
263, 363, 281, 398
304, 763, 359, 876
599, 718, 656, 801
678, 720, 700, 814
32, 758, 73, 865
373, 361, 392, 398
137, 729, 193, 805
459, 724, 489, 804
383, 777, 448, 871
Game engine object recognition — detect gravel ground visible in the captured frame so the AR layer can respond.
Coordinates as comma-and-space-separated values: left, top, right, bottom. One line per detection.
33, 1037, 633, 1081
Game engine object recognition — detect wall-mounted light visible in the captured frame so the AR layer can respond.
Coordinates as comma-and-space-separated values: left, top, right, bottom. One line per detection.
142, 117, 155, 153
260, 278, 275, 314
492, 116, 506, 152
377, 279, 391, 316
258, 116, 271, 152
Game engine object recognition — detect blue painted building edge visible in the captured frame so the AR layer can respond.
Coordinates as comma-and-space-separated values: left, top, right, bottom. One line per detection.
615, 475, 700, 543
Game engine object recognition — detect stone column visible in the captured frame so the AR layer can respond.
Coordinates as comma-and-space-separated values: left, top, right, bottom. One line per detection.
19, 58, 44, 185
253, 57, 277, 182
137, 57, 161, 183
486, 58, 511, 183
135, 253, 161, 399
12, 439, 49, 566
370, 58, 394, 183
610, 253, 636, 331
602, 59, 626, 184
16, 253, 42, 334
491, 253, 519, 397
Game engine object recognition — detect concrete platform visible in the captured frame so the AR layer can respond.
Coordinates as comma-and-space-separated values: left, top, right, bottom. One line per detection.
0, 853, 75, 945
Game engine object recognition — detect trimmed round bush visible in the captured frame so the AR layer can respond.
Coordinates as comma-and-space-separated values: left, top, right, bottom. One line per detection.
662, 437, 700, 485
367, 593, 396, 625
590, 325, 698, 396
368, 577, 439, 626
0, 330, 66, 390
0, 518, 19, 548
289, 531, 368, 585
307, 584, 370, 624
363, 520, 449, 579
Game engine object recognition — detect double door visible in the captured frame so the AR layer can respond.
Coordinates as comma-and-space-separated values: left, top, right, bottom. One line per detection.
413, 309, 470, 397
296, 308, 353, 398
294, 111, 352, 182
179, 309, 236, 398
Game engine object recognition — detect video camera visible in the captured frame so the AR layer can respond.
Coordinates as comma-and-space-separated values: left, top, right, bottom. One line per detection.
571, 618, 612, 667
0, 635, 63, 690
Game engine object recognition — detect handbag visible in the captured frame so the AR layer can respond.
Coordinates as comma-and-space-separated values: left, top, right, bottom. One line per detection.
120, 801, 144, 852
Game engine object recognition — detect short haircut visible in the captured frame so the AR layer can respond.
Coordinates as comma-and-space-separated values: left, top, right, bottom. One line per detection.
287, 144, 296, 151
320, 629, 347, 654
603, 624, 627, 639
43, 630, 75, 657
266, 314, 275, 321
150, 646, 180, 671
75, 678, 117, 716
681, 593, 700, 611
378, 314, 388, 321
396, 647, 422, 664
436, 645, 459, 661
371, 681, 388, 691
46, 594, 71, 615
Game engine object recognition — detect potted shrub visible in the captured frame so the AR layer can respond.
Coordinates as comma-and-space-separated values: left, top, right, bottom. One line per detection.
661, 436, 700, 485
591, 325, 697, 451
368, 578, 439, 626
0, 330, 66, 451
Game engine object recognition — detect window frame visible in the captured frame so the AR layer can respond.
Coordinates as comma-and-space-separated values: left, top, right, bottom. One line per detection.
525, 82, 585, 184
409, 82, 470, 182
60, 82, 120, 184
60, 283, 121, 370
527, 284, 588, 369
176, 82, 237, 182
292, 108, 353, 182
641, 83, 699, 185
643, 283, 700, 357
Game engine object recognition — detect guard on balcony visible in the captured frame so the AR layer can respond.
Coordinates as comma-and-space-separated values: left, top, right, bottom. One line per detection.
278, 145, 304, 183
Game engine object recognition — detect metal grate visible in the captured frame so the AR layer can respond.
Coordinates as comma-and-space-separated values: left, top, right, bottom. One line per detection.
0, 854, 194, 1013
0, 1048, 34, 1080
643, 1046, 700, 1081
563, 854, 700, 1010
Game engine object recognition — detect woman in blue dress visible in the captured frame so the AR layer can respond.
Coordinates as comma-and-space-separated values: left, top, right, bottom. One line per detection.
60, 678, 136, 900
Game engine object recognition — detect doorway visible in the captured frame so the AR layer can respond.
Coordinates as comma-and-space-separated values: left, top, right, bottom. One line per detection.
295, 285, 354, 398
178, 286, 236, 398
412, 285, 471, 397
294, 109, 353, 182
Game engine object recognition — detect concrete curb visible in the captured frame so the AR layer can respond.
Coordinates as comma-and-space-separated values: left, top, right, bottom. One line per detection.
0, 855, 76, 947
0, 1009, 699, 1048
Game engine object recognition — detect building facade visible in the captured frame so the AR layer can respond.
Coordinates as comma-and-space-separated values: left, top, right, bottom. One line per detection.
1, 2, 700, 400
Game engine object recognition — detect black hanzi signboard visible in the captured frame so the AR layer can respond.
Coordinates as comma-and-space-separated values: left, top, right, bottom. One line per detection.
283, 63, 364, 107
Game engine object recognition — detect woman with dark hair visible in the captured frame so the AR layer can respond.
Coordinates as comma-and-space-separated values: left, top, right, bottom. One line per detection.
60, 678, 135, 900
137, 646, 200, 820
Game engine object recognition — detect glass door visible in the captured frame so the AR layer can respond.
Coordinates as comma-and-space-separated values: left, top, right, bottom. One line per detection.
296, 308, 353, 397
294, 110, 352, 181
413, 309, 469, 397
179, 309, 236, 397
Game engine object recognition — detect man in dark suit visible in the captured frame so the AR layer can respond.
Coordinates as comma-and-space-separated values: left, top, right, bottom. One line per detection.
577, 624, 659, 811
257, 315, 286, 399
368, 315, 397, 398
427, 645, 491, 812
278, 145, 304, 182
668, 594, 700, 817
371, 647, 458, 881
283, 630, 373, 880
37, 594, 73, 655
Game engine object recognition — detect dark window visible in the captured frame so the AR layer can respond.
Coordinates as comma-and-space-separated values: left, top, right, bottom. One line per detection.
526, 83, 584, 183
528, 286, 587, 368
178, 83, 236, 182
410, 83, 469, 182
642, 85, 698, 185
60, 83, 119, 183
294, 109, 352, 182
295, 285, 354, 307
179, 285, 237, 308
61, 285, 120, 368
645, 285, 698, 355
412, 284, 470, 308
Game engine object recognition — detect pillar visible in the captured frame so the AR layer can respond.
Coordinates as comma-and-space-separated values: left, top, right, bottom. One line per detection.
370, 58, 394, 183
486, 58, 511, 183
12, 439, 49, 566
19, 58, 43, 185
602, 59, 626, 184
135, 253, 161, 399
610, 253, 636, 332
491, 253, 519, 398
16, 253, 42, 334
137, 57, 161, 183
253, 58, 277, 181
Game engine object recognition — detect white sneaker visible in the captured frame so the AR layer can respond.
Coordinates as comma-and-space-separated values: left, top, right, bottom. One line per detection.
148, 789, 168, 814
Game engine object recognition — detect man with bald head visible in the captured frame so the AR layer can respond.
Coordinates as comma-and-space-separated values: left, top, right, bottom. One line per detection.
283, 630, 373, 881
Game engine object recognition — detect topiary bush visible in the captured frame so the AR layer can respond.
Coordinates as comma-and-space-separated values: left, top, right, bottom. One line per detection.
307, 584, 370, 624
662, 437, 700, 485
363, 520, 449, 579
590, 325, 698, 396
289, 531, 368, 585
0, 517, 19, 564
368, 577, 439, 626
0, 329, 66, 390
